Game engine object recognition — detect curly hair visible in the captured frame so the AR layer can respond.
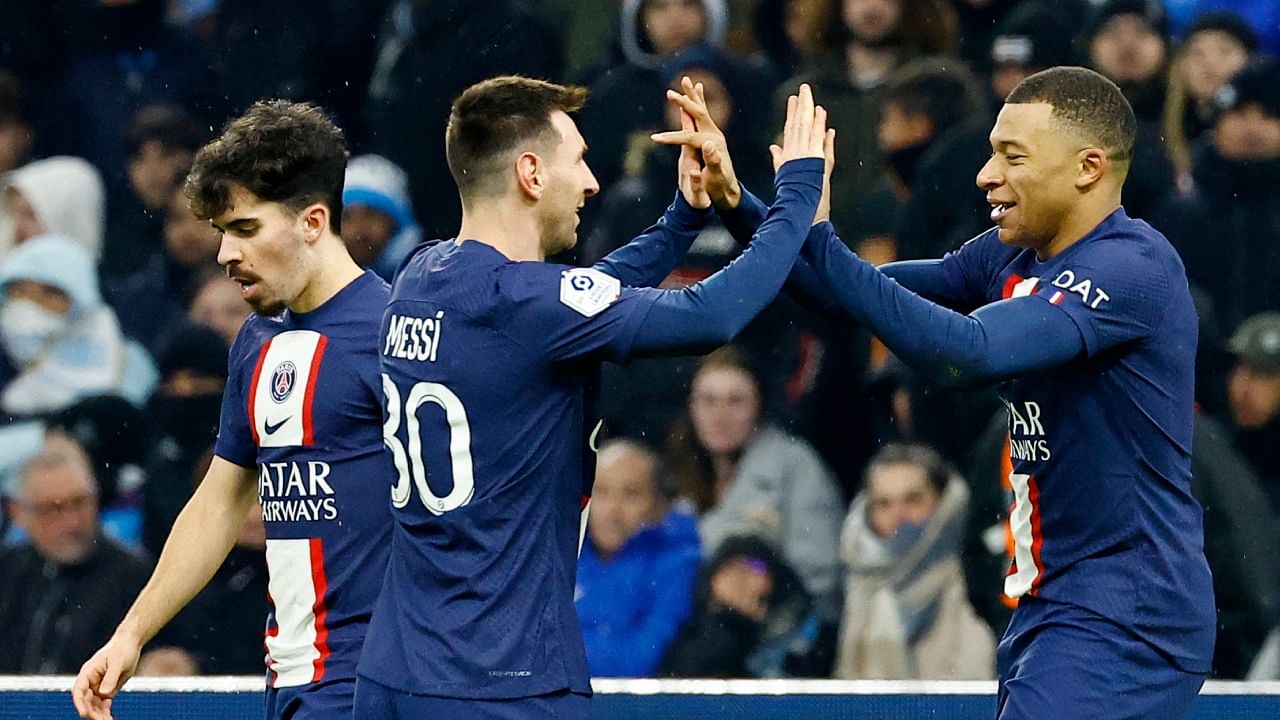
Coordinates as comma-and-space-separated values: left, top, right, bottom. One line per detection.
185, 100, 347, 233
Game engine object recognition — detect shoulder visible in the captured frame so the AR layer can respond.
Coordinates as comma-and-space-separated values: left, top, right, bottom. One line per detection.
745, 427, 830, 477
498, 263, 624, 320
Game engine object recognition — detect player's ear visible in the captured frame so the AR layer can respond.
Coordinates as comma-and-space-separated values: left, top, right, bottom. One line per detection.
300, 203, 328, 243
515, 152, 543, 201
1075, 148, 1107, 190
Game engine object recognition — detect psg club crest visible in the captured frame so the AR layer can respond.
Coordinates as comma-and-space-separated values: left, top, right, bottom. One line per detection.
270, 361, 297, 403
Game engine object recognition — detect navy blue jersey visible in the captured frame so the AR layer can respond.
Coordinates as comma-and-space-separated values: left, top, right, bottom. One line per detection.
215, 271, 393, 688
360, 240, 672, 698
938, 209, 1214, 672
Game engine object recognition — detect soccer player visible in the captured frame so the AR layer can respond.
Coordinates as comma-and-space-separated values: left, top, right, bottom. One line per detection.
353, 76, 829, 718
72, 101, 393, 720
674, 66, 1215, 717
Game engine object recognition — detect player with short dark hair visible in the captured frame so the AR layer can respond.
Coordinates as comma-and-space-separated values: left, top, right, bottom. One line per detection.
672, 65, 1214, 718
73, 100, 393, 720
353, 74, 829, 718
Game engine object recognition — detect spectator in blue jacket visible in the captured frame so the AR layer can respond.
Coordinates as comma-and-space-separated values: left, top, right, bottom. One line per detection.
575, 439, 701, 677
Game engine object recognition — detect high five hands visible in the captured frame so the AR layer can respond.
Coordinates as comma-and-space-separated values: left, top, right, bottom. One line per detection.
654, 79, 836, 225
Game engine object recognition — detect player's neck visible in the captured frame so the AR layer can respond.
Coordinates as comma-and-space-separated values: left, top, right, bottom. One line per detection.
458, 203, 544, 262
1039, 196, 1122, 261
289, 239, 365, 313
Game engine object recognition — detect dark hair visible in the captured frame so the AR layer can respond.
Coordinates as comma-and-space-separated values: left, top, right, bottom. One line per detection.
185, 100, 348, 234
665, 346, 764, 513
883, 59, 985, 137
1006, 66, 1137, 162
0, 70, 26, 126
126, 104, 203, 159
865, 442, 952, 495
445, 76, 588, 200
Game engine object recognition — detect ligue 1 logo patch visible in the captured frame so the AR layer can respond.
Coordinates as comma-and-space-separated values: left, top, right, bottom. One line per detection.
270, 361, 297, 403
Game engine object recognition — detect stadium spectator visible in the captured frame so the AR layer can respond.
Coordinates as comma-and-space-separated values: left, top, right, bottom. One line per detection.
660, 534, 834, 677
1223, 313, 1280, 507
1164, 0, 1280, 55
987, 2, 1079, 105
103, 105, 202, 281
575, 439, 701, 677
1, 156, 104, 261
781, 0, 957, 239
362, 0, 562, 241
341, 154, 420, 281
0, 71, 33, 175
134, 647, 200, 677
1083, 0, 1178, 220
1162, 12, 1257, 186
752, 0, 833, 81
834, 443, 995, 679
953, 0, 1088, 77
140, 323, 228, 558
581, 0, 729, 198
1086, 0, 1172, 124
0, 234, 157, 419
1187, 412, 1280, 679
667, 346, 843, 620
187, 269, 248, 348
1153, 58, 1280, 334
863, 58, 986, 262
0, 432, 150, 674
109, 184, 222, 352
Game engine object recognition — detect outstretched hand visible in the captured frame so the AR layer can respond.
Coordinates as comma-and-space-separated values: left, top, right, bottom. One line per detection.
651, 76, 742, 209
769, 83, 830, 171
72, 634, 142, 720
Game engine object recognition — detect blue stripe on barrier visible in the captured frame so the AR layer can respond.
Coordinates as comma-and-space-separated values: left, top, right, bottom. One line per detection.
4, 691, 1280, 719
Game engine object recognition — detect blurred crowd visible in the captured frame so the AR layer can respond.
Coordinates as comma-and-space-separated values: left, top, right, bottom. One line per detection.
1, 0, 1279, 682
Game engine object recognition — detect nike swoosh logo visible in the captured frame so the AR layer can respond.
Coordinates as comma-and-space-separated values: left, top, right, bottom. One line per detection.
265, 417, 291, 435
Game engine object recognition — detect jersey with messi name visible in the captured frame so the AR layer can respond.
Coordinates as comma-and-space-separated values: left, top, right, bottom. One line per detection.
215, 271, 393, 688
359, 239, 670, 699
938, 208, 1214, 672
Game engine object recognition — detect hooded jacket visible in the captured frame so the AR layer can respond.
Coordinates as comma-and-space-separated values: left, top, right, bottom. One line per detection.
1, 157, 105, 261
0, 234, 156, 416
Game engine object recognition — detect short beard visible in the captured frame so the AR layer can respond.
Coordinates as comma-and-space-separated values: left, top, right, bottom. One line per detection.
248, 297, 287, 318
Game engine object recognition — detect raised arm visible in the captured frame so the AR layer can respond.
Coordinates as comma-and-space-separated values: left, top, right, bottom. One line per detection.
592, 96, 714, 287
799, 221, 1084, 387
72, 456, 258, 720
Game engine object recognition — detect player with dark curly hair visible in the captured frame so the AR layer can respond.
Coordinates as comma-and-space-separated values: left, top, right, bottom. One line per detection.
73, 100, 394, 720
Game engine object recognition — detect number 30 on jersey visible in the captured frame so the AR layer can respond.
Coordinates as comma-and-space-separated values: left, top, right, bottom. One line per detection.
382, 374, 476, 515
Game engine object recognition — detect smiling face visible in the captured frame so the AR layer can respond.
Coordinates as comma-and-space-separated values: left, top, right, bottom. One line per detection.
212, 185, 314, 317
976, 102, 1093, 252
535, 111, 599, 257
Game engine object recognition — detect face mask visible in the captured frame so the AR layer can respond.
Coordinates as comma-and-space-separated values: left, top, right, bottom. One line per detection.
0, 298, 70, 366
886, 140, 932, 189
885, 519, 929, 556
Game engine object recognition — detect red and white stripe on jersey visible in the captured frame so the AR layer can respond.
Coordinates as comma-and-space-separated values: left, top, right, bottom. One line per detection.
264, 538, 332, 688
246, 330, 329, 448
1002, 273, 1041, 300
1004, 472, 1045, 598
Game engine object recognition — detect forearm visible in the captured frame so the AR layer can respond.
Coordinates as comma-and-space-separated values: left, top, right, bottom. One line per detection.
593, 193, 711, 288
115, 458, 256, 644
718, 184, 853, 322
879, 259, 961, 301
628, 159, 824, 355
802, 222, 1083, 386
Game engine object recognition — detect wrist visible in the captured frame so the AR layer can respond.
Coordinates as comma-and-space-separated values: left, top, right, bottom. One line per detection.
714, 182, 742, 210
